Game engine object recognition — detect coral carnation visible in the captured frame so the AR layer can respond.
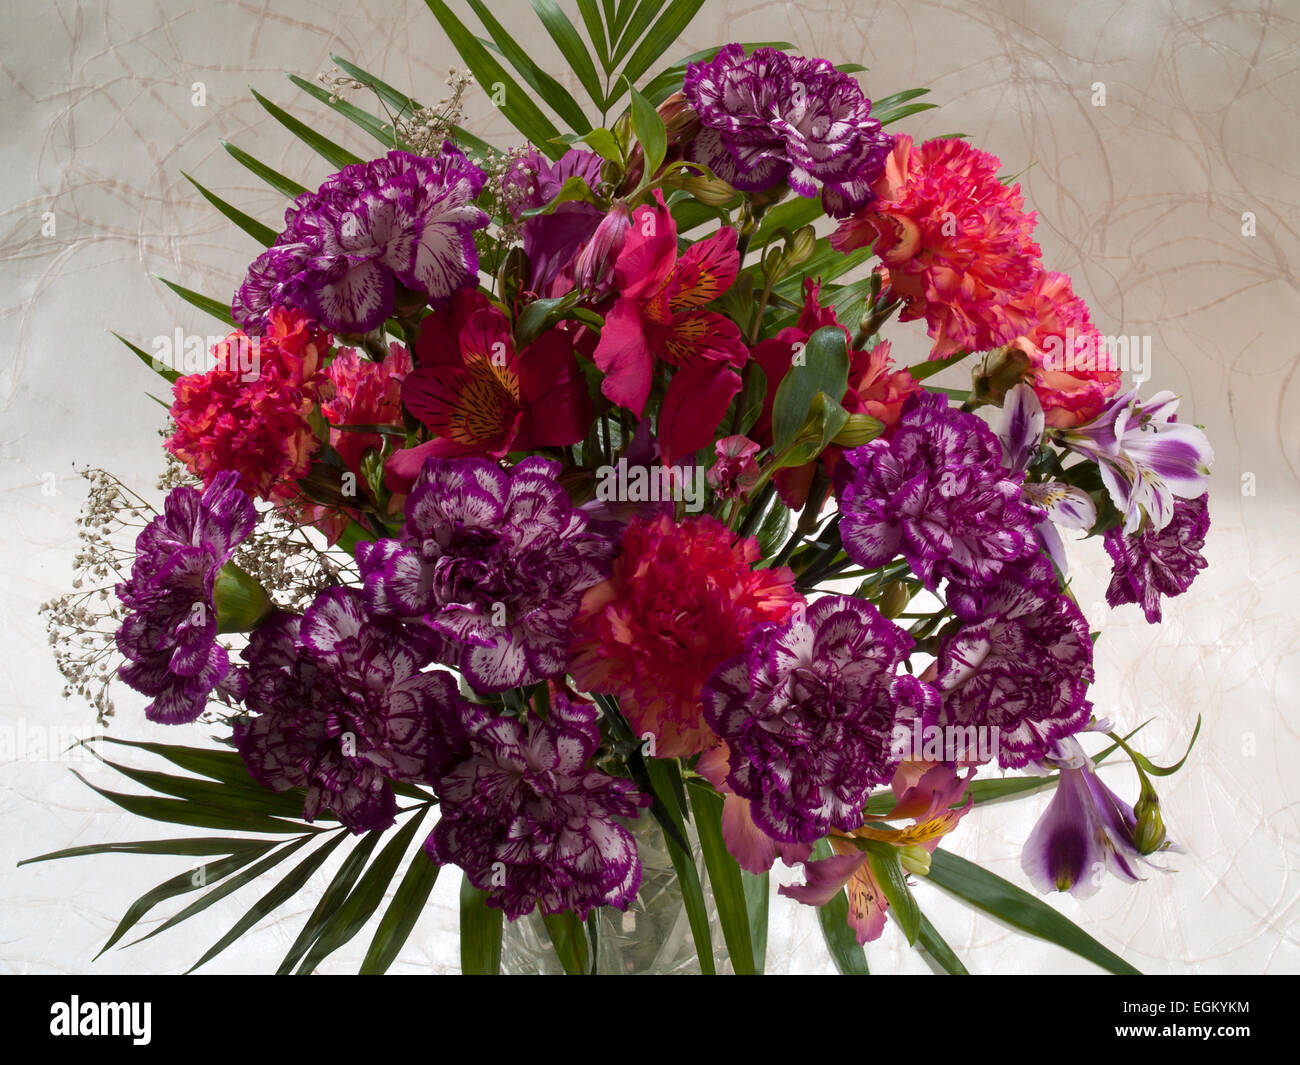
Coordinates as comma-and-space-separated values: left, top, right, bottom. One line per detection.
166, 305, 329, 503
831, 135, 1041, 358
568, 514, 802, 758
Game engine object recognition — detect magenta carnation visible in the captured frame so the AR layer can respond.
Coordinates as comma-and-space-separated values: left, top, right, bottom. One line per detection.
701, 596, 939, 843
929, 555, 1093, 768
684, 44, 893, 216
115, 472, 256, 724
840, 391, 1041, 592
234, 146, 488, 334
233, 587, 465, 834
1104, 493, 1210, 623
357, 456, 618, 692
426, 695, 650, 920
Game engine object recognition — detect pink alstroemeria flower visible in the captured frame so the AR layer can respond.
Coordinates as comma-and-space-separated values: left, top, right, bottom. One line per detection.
593, 191, 748, 464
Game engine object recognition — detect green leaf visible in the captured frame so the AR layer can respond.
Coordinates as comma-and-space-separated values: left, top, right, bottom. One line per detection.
459, 876, 504, 975
83, 737, 256, 787
906, 348, 972, 382
559, 126, 622, 161
770, 325, 850, 454
94, 845, 277, 957
968, 774, 1057, 805
863, 839, 920, 945
220, 139, 307, 199
742, 871, 769, 975
296, 809, 429, 973
870, 87, 930, 114
182, 172, 277, 246
686, 780, 756, 975
114, 332, 179, 384
276, 831, 381, 974
360, 848, 441, 974
916, 911, 968, 975
575, 0, 613, 75
514, 292, 580, 346
288, 74, 402, 148
470, 1, 593, 131
778, 391, 850, 468
186, 832, 348, 972
91, 755, 319, 821
809, 838, 869, 975
618, 0, 706, 89
541, 909, 590, 975
751, 197, 822, 251
423, 0, 564, 156
609, 0, 670, 66
625, 78, 667, 179
642, 761, 714, 974
878, 101, 940, 126
126, 833, 317, 951
19, 837, 271, 865
71, 772, 315, 835
1127, 714, 1201, 777
925, 848, 1141, 974
529, 0, 605, 114
518, 173, 602, 219
249, 88, 364, 169
156, 277, 235, 327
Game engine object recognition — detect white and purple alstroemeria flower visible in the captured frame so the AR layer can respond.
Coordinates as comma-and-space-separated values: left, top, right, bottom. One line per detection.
115, 471, 256, 724
1104, 492, 1210, 623
701, 595, 939, 844
357, 456, 619, 692
928, 555, 1093, 768
683, 44, 893, 217
841, 391, 1041, 592
1056, 386, 1213, 535
501, 147, 605, 295
233, 145, 488, 334
233, 587, 466, 834
426, 695, 650, 920
994, 383, 1097, 575
1022, 735, 1175, 898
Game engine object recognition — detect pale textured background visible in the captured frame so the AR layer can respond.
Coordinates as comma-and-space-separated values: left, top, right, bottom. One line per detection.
2, 0, 1297, 974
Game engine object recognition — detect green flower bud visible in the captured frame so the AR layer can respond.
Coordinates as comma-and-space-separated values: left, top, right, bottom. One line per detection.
1134, 793, 1167, 854
831, 412, 886, 448
876, 580, 912, 620
899, 843, 932, 877
971, 344, 1033, 405
213, 562, 272, 634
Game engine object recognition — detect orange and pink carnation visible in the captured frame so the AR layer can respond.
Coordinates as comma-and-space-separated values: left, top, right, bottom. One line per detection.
831, 134, 1041, 358
1006, 270, 1121, 427
166, 306, 329, 502
568, 513, 802, 758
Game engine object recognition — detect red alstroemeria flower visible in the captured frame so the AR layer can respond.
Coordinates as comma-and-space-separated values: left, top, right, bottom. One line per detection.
393, 289, 591, 485
593, 190, 749, 464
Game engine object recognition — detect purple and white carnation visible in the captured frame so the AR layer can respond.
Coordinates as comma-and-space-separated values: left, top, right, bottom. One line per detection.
1104, 493, 1210, 623
233, 587, 467, 834
929, 555, 1093, 768
500, 147, 605, 294
701, 595, 938, 844
840, 391, 1041, 592
683, 44, 893, 216
426, 695, 650, 920
115, 471, 256, 724
357, 456, 618, 692
233, 145, 488, 334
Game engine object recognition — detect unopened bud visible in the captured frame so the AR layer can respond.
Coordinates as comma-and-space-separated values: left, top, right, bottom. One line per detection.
899, 844, 932, 877
214, 563, 272, 633
831, 412, 885, 448
656, 92, 701, 145
673, 171, 738, 206
785, 225, 817, 269
972, 344, 1033, 405
1133, 793, 1167, 854
573, 201, 633, 299
876, 580, 912, 620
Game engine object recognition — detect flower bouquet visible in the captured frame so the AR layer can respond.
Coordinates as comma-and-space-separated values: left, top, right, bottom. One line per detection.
36, 0, 1213, 975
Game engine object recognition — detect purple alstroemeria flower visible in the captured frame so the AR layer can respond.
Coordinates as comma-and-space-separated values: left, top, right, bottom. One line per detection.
928, 555, 1093, 768
233, 146, 488, 334
1104, 492, 1210, 623
701, 595, 940, 844
233, 587, 467, 834
357, 456, 618, 692
426, 695, 650, 920
115, 471, 256, 724
840, 391, 1041, 592
1056, 386, 1213, 535
683, 44, 893, 216
994, 383, 1097, 576
1022, 736, 1174, 898
501, 147, 605, 294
